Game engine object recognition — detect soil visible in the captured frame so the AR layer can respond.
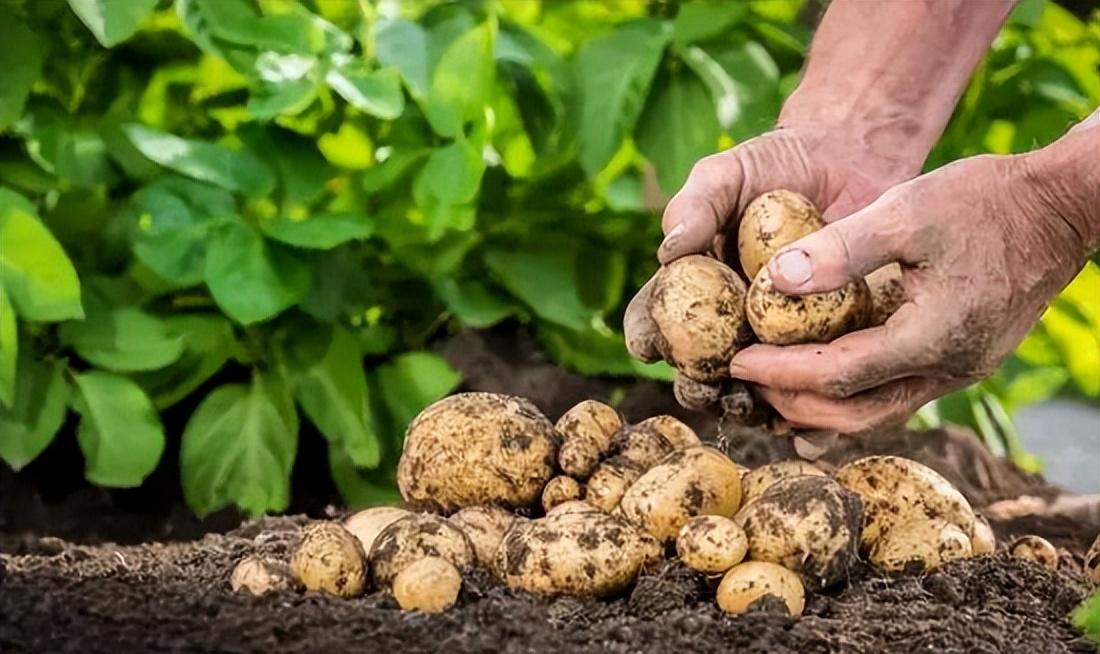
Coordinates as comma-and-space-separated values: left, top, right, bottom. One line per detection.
2, 326, 1098, 652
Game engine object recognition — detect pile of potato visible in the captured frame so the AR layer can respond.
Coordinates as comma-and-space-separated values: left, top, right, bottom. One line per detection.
227, 391, 1090, 617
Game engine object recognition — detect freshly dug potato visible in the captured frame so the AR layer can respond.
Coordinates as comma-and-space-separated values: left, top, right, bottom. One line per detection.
543, 475, 583, 512
448, 505, 516, 568
393, 556, 462, 613
585, 423, 679, 511
496, 510, 651, 597
866, 263, 905, 326
737, 189, 823, 280
735, 475, 862, 589
344, 506, 410, 554
624, 277, 664, 363
648, 255, 751, 383
556, 400, 622, 479
230, 556, 296, 596
618, 446, 743, 543
676, 515, 747, 574
741, 460, 826, 504
634, 415, 701, 451
290, 522, 367, 598
835, 455, 977, 549
971, 514, 996, 555
746, 267, 872, 346
673, 374, 722, 410
716, 561, 805, 617
585, 460, 644, 512
869, 517, 973, 572
397, 393, 559, 511
369, 514, 476, 587
547, 500, 602, 517
1085, 533, 1100, 584
1010, 535, 1058, 570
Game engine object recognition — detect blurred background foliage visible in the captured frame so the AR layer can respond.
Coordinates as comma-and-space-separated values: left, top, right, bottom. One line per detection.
0, 0, 1096, 516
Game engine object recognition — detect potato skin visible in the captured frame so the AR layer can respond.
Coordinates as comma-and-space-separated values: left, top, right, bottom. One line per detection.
496, 511, 650, 597
735, 475, 862, 589
343, 506, 410, 554
584, 422, 681, 511
716, 561, 805, 617
618, 446, 743, 543
1010, 535, 1058, 570
746, 267, 872, 346
971, 514, 996, 556
585, 460, 643, 512
634, 415, 701, 451
741, 460, 826, 504
1085, 532, 1100, 584
547, 500, 602, 517
673, 374, 722, 411
290, 522, 367, 598
869, 517, 972, 572
556, 400, 622, 479
397, 393, 559, 511
737, 190, 823, 280
542, 476, 584, 513
448, 505, 517, 568
369, 514, 476, 587
648, 255, 751, 382
866, 263, 905, 326
230, 556, 296, 596
676, 515, 747, 574
393, 557, 462, 613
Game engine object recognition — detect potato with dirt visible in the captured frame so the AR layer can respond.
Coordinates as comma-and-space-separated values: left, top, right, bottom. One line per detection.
556, 400, 623, 479
971, 514, 996, 555
1010, 535, 1059, 570
585, 418, 699, 512
735, 475, 862, 589
737, 189, 823, 280
869, 517, 973, 572
397, 393, 559, 512
676, 515, 748, 574
393, 556, 462, 613
448, 505, 517, 568
369, 514, 476, 587
542, 476, 583, 512
343, 506, 410, 554
716, 561, 805, 617
290, 522, 368, 598
865, 263, 906, 325
741, 460, 826, 504
230, 555, 296, 596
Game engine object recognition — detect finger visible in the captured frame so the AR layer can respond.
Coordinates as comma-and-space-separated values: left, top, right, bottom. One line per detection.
757, 377, 943, 434
730, 303, 928, 398
658, 152, 744, 263
792, 431, 839, 460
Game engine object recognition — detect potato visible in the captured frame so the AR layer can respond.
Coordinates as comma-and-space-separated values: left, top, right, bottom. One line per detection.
648, 255, 751, 383
869, 517, 973, 572
448, 505, 516, 568
835, 455, 976, 549
496, 510, 651, 597
547, 500, 602, 517
584, 422, 680, 511
393, 557, 462, 613
741, 460, 826, 504
737, 190, 822, 279
230, 555, 296, 596
971, 514, 996, 555
746, 267, 872, 346
585, 460, 644, 512
673, 374, 722, 410
1010, 535, 1058, 570
1085, 533, 1100, 584
676, 515, 747, 574
369, 514, 476, 587
557, 400, 622, 479
866, 263, 905, 326
397, 393, 559, 511
624, 277, 664, 363
542, 475, 583, 512
343, 506, 410, 554
290, 522, 367, 598
716, 561, 805, 617
735, 475, 862, 589
618, 446, 743, 542
634, 415, 701, 451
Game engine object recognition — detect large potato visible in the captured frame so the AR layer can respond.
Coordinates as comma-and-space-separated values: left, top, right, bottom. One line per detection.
676, 515, 747, 574
290, 522, 368, 598
397, 393, 559, 511
556, 400, 622, 479
648, 255, 751, 383
746, 267, 872, 345
741, 460, 826, 504
618, 446, 743, 542
735, 475, 862, 589
369, 514, 476, 587
834, 455, 977, 549
869, 517, 972, 572
737, 190, 822, 280
448, 505, 517, 568
716, 561, 805, 617
496, 510, 651, 597
343, 506, 410, 554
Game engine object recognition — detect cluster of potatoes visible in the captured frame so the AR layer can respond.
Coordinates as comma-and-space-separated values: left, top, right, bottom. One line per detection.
229, 392, 1095, 615
627, 189, 905, 409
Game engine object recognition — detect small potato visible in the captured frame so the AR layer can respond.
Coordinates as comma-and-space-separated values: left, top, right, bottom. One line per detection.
716, 561, 805, 617
1085, 532, 1100, 584
735, 475, 862, 589
344, 506, 410, 554
676, 515, 747, 574
737, 190, 823, 280
648, 255, 752, 383
448, 505, 516, 568
741, 460, 826, 504
869, 518, 973, 572
397, 393, 559, 512
1010, 535, 1059, 570
496, 510, 651, 597
971, 514, 996, 555
230, 555, 296, 596
618, 446, 743, 543
865, 263, 905, 326
557, 400, 623, 479
673, 374, 722, 411
585, 460, 643, 512
633, 415, 701, 451
542, 476, 583, 513
290, 522, 367, 598
370, 514, 476, 587
393, 557, 462, 613
835, 455, 977, 549
746, 267, 872, 346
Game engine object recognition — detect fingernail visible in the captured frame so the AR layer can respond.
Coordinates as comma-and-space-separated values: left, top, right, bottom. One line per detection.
773, 249, 812, 285
660, 223, 685, 251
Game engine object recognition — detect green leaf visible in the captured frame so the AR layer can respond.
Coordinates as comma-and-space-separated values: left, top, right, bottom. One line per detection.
72, 371, 165, 488
425, 21, 496, 137
0, 14, 46, 130
132, 314, 238, 409
122, 124, 276, 197
636, 67, 721, 195
0, 188, 83, 322
362, 149, 430, 193
0, 353, 70, 470
538, 321, 676, 381
1072, 592, 1100, 645
328, 443, 402, 508
285, 323, 380, 468
0, 286, 15, 407
680, 45, 741, 129
59, 292, 183, 372
1003, 365, 1069, 409
204, 220, 311, 325
238, 124, 332, 207
326, 62, 405, 120
180, 371, 298, 517
374, 18, 429, 99
374, 352, 461, 436
67, 0, 159, 47
575, 20, 671, 176
413, 139, 486, 206
673, 2, 746, 45
484, 245, 592, 331
260, 212, 373, 249
435, 278, 515, 328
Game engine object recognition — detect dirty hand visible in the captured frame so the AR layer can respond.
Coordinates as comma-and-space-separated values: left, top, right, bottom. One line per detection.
728, 122, 1100, 434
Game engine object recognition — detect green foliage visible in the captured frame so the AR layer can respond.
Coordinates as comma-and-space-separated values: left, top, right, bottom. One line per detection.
1072, 591, 1100, 645
0, 0, 1095, 516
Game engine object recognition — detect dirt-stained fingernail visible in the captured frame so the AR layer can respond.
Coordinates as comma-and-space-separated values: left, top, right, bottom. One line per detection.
660, 223, 685, 252
773, 249, 812, 285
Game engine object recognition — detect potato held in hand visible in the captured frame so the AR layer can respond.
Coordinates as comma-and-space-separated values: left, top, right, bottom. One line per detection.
738, 190, 823, 280
746, 267, 871, 345
290, 522, 367, 598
